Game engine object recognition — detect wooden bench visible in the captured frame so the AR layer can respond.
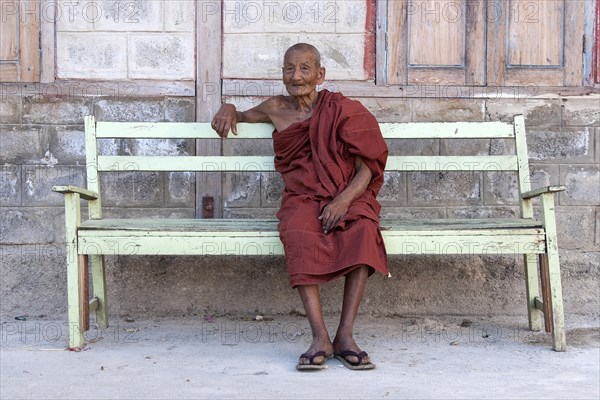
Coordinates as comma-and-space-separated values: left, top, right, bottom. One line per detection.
53, 115, 567, 351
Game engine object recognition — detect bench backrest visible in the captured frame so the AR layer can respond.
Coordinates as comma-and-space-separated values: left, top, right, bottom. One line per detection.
84, 114, 532, 218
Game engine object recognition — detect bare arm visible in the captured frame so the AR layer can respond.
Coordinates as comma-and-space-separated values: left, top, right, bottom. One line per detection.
319, 156, 372, 234
211, 102, 272, 138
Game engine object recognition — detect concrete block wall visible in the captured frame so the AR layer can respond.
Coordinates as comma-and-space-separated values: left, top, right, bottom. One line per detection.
222, 0, 373, 80
1, 0, 598, 324
55, 0, 195, 80
0, 93, 196, 318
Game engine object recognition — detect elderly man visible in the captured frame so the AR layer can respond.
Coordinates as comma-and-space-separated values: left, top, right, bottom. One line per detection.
212, 43, 388, 371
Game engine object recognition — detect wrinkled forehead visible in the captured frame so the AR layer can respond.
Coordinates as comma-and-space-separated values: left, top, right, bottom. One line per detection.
283, 49, 318, 66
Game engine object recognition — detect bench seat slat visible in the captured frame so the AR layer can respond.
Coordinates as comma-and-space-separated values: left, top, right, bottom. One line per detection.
79, 218, 542, 232
94, 122, 515, 139
78, 233, 545, 256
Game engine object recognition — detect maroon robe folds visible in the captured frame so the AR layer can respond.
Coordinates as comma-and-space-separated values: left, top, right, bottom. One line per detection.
273, 90, 389, 287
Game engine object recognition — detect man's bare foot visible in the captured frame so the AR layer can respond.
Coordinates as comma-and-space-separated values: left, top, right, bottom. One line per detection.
333, 336, 375, 369
297, 340, 334, 370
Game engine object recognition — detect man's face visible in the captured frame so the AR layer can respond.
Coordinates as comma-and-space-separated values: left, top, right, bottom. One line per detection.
282, 50, 325, 97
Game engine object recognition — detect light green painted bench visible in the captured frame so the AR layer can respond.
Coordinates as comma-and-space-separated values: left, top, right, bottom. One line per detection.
53, 115, 567, 351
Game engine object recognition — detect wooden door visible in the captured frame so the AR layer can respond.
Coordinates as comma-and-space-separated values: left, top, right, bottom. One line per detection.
487, 0, 585, 86
387, 0, 486, 85
0, 0, 40, 82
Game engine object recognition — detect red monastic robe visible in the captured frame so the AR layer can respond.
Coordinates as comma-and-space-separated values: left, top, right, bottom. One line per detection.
273, 90, 389, 287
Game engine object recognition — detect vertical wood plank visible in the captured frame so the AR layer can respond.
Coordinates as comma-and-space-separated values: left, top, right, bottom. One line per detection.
375, 0, 388, 85
387, 0, 408, 84
196, 0, 222, 218
487, 0, 506, 85
40, 0, 56, 83
595, 0, 600, 83
20, 0, 40, 82
564, 0, 585, 86
466, 0, 486, 85
0, 2, 19, 60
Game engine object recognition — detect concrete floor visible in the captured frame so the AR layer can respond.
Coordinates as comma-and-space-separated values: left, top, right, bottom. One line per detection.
1, 314, 599, 399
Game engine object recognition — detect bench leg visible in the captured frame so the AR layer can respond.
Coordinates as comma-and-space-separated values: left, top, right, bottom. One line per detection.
540, 192, 566, 351
523, 253, 543, 331
542, 251, 566, 351
67, 248, 85, 349
90, 255, 109, 329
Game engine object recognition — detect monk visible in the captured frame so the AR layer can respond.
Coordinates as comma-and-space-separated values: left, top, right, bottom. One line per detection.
212, 43, 388, 371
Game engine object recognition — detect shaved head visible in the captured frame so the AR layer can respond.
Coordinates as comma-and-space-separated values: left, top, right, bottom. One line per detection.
284, 43, 321, 68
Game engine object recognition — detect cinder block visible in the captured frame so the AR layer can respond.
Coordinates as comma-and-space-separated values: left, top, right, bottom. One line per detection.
387, 139, 438, 156
441, 139, 491, 156
223, 172, 261, 208
555, 207, 597, 251
99, 171, 163, 207
0, 95, 21, 124
164, 1, 195, 32
378, 171, 407, 207
358, 97, 411, 123
129, 139, 194, 156
23, 96, 91, 125
560, 165, 600, 206
223, 0, 265, 33
527, 128, 593, 163
261, 172, 283, 207
483, 172, 519, 205
165, 98, 196, 122
380, 207, 446, 219
93, 0, 163, 32
263, 1, 336, 33
0, 125, 45, 164
22, 166, 85, 206
527, 164, 560, 189
54, 0, 94, 31
485, 99, 562, 127
0, 244, 67, 317
448, 207, 520, 219
223, 207, 278, 218
48, 126, 86, 164
562, 97, 600, 127
0, 208, 65, 244
223, 34, 297, 79
594, 128, 600, 163
299, 33, 366, 80
221, 95, 272, 111
102, 208, 195, 219
412, 99, 486, 122
56, 33, 128, 79
165, 172, 195, 208
0, 165, 21, 206
128, 34, 195, 80
335, 1, 368, 33
408, 172, 481, 206
223, 139, 273, 156
94, 98, 164, 122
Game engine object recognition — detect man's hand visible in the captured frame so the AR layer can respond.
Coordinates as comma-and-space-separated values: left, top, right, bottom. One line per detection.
211, 104, 239, 138
319, 198, 350, 234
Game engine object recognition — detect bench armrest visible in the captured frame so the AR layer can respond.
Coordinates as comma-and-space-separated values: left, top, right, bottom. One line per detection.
521, 185, 566, 200
52, 185, 99, 201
